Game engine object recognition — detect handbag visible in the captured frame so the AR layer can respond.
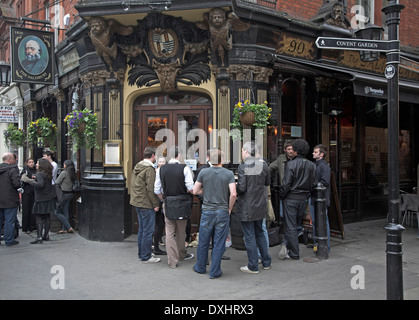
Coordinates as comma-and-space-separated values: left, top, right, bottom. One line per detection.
267, 226, 282, 247
55, 184, 63, 206
163, 194, 193, 221
72, 179, 81, 192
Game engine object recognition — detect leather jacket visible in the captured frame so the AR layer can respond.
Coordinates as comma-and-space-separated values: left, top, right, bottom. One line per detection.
236, 157, 270, 221
279, 155, 317, 201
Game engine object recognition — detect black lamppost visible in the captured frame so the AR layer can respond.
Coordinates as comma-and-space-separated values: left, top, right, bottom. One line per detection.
382, 0, 405, 301
0, 61, 11, 87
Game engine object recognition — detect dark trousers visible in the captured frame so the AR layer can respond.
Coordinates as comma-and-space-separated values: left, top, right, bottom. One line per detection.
283, 199, 307, 259
153, 209, 165, 248
22, 192, 36, 232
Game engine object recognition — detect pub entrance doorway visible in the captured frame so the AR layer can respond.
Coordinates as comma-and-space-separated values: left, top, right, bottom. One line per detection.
132, 92, 213, 234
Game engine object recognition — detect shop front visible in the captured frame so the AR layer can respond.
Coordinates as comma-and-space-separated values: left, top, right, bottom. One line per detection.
65, 0, 419, 241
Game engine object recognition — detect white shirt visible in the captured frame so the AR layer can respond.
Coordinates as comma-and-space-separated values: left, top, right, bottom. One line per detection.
154, 159, 194, 195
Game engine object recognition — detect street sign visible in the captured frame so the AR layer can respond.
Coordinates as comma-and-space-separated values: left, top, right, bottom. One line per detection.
400, 56, 419, 74
315, 37, 390, 52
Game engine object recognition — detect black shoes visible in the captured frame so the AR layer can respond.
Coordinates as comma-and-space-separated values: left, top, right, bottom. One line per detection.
5, 240, 19, 247
30, 238, 43, 244
153, 248, 167, 255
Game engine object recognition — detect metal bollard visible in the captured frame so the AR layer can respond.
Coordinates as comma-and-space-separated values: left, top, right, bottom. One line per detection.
315, 182, 328, 259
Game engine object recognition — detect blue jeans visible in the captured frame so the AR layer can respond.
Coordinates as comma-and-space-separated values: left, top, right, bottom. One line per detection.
241, 219, 271, 271
54, 193, 74, 231
135, 207, 156, 261
257, 218, 269, 259
0, 207, 18, 246
194, 210, 230, 278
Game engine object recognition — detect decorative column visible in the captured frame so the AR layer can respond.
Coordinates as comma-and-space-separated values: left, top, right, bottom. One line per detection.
77, 71, 131, 242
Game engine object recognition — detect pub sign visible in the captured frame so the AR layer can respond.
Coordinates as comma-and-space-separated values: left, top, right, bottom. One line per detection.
10, 27, 55, 85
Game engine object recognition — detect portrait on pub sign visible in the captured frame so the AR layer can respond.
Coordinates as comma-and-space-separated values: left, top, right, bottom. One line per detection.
11, 27, 54, 85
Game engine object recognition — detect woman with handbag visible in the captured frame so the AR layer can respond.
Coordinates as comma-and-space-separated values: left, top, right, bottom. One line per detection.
54, 160, 76, 234
21, 158, 56, 244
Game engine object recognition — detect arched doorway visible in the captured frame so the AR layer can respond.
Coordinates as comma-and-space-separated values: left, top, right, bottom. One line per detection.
133, 92, 213, 165
132, 92, 213, 234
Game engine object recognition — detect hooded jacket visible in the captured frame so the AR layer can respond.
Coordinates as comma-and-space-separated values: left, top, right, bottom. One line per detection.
0, 163, 21, 208
130, 160, 160, 209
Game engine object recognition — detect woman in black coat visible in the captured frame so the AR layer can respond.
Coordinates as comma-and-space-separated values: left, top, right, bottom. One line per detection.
21, 158, 56, 244
20, 158, 37, 233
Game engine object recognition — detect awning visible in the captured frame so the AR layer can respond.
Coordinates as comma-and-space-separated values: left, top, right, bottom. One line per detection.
270, 54, 419, 104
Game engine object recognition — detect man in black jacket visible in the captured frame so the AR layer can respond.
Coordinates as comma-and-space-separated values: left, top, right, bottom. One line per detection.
0, 153, 20, 247
279, 139, 316, 260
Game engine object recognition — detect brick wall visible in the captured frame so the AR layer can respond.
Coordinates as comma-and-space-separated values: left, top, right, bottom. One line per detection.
274, 0, 419, 49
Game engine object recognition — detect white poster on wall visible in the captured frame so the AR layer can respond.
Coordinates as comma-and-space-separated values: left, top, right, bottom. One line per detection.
0, 106, 18, 123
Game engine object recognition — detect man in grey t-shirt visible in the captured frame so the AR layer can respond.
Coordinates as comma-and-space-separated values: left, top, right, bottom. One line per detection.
193, 149, 236, 279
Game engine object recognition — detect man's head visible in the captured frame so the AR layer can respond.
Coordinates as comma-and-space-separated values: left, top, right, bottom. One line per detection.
291, 139, 310, 158
168, 146, 183, 161
242, 141, 258, 160
143, 146, 157, 163
25, 40, 41, 61
313, 144, 327, 161
2, 153, 16, 165
42, 150, 54, 163
283, 140, 296, 159
209, 148, 223, 166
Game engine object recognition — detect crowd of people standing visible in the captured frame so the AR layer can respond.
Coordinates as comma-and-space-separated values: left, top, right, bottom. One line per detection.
0, 151, 78, 247
129, 138, 331, 278
1, 137, 331, 279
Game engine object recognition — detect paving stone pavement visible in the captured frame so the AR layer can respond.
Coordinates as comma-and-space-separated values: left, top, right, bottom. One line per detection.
1, 218, 418, 301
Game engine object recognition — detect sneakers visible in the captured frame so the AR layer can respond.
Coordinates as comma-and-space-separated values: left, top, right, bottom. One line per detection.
182, 253, 194, 261
240, 266, 259, 274
142, 257, 161, 264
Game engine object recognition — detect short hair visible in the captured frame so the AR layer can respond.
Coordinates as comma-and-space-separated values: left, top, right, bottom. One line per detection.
168, 146, 182, 159
314, 144, 327, 157
43, 150, 54, 158
209, 148, 222, 165
143, 146, 156, 159
284, 140, 293, 149
2, 153, 12, 162
291, 139, 310, 157
242, 141, 257, 156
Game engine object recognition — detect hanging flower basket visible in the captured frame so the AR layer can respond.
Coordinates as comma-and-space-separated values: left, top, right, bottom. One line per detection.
239, 111, 255, 126
230, 99, 271, 140
28, 117, 57, 149
64, 108, 99, 150
3, 124, 26, 148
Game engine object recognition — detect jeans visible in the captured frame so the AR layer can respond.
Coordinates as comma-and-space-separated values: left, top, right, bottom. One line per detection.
135, 207, 156, 261
241, 219, 271, 271
257, 218, 269, 259
0, 207, 18, 246
54, 193, 74, 231
283, 199, 307, 259
194, 210, 230, 278
309, 198, 330, 251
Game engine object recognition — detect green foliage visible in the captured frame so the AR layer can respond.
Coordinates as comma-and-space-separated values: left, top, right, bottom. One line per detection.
28, 117, 57, 149
3, 124, 26, 148
230, 99, 271, 141
64, 109, 99, 150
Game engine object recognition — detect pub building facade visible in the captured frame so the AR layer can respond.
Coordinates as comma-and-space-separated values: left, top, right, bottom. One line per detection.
33, 0, 419, 241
